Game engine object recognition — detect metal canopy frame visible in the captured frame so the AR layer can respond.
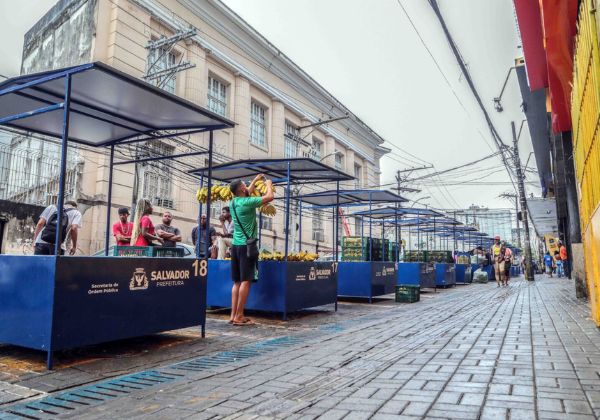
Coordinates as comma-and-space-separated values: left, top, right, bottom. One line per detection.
0, 62, 234, 256
189, 158, 355, 260
292, 189, 407, 261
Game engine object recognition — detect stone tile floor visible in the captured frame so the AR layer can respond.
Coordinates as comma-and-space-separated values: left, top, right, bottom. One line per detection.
2, 276, 600, 419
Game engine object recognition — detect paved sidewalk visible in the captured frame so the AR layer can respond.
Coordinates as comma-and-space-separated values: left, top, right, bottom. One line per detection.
2, 277, 600, 419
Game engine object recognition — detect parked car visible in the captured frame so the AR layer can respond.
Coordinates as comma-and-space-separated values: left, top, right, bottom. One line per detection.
92, 243, 197, 258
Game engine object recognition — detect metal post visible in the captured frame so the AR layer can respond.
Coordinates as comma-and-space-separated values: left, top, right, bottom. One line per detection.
332, 207, 335, 259
381, 220, 385, 261
284, 162, 291, 260
54, 74, 72, 255
196, 175, 204, 258
104, 144, 115, 256
298, 200, 302, 251
395, 212, 399, 262
511, 121, 534, 281
205, 131, 214, 258
335, 180, 340, 261
258, 212, 263, 249
369, 194, 372, 262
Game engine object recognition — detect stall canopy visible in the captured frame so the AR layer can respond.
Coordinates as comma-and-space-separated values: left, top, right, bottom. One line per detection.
189, 158, 354, 184
296, 189, 407, 207
352, 207, 444, 219
0, 62, 235, 146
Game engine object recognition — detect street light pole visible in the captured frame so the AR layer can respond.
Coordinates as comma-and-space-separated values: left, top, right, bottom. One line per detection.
511, 121, 534, 281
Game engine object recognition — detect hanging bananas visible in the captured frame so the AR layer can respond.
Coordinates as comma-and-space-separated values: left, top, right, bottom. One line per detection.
259, 203, 276, 217
195, 180, 276, 213
195, 185, 234, 204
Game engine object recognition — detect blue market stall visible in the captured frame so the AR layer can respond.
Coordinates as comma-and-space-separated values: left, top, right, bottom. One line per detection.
295, 190, 407, 302
353, 207, 447, 291
0, 63, 235, 368
189, 158, 353, 319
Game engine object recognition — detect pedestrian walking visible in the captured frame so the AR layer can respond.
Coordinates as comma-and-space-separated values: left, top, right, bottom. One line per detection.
33, 200, 82, 255
113, 207, 133, 246
559, 241, 569, 278
228, 174, 274, 326
131, 198, 163, 246
491, 236, 504, 287
502, 242, 512, 286
543, 251, 554, 277
554, 250, 564, 278
156, 211, 182, 247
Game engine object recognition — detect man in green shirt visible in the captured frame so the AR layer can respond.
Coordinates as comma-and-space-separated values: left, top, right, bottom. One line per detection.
229, 174, 274, 325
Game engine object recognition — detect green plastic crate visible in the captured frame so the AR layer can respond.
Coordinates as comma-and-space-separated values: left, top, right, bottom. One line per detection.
113, 246, 151, 257
395, 285, 420, 303
152, 247, 185, 258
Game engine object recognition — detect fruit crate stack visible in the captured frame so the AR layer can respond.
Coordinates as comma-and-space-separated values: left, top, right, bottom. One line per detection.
387, 242, 399, 262
395, 285, 420, 303
370, 238, 384, 262
404, 250, 428, 263
429, 250, 453, 263
341, 236, 370, 261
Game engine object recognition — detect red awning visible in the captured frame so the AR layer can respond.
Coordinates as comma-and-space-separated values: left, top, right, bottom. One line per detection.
541, 0, 578, 133
513, 0, 548, 90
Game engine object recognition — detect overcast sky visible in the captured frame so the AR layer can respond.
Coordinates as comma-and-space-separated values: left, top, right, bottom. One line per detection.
0, 0, 537, 211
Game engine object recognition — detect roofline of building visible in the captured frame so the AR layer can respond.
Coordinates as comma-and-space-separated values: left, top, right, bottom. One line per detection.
205, 0, 387, 146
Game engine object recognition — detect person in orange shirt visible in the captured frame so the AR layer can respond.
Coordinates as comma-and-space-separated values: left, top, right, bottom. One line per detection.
559, 241, 568, 278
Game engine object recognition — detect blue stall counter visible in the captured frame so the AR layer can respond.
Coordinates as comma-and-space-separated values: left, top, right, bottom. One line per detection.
207, 260, 338, 319
0, 255, 207, 369
396, 262, 436, 290
338, 261, 396, 302
455, 263, 472, 284
435, 263, 456, 288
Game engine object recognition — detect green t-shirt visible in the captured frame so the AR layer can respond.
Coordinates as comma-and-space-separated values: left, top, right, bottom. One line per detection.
231, 196, 263, 246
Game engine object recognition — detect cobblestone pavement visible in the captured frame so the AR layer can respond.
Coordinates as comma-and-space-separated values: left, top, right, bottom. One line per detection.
2, 277, 600, 419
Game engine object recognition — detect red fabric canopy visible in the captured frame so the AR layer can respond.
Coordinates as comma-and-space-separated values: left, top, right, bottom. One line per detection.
513, 0, 548, 90
541, 0, 578, 133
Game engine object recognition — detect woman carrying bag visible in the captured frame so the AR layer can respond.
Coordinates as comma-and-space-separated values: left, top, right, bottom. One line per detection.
228, 174, 274, 326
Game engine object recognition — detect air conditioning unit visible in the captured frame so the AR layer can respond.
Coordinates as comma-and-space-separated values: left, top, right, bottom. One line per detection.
312, 231, 324, 242
155, 198, 175, 209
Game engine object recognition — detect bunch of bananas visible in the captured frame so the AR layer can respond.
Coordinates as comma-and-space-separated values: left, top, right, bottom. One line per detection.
259, 250, 285, 261
287, 251, 319, 262
259, 204, 276, 217
253, 179, 276, 196
196, 185, 234, 204
259, 250, 319, 262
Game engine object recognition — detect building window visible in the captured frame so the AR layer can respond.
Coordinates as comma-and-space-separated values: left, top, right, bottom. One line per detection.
141, 140, 175, 209
354, 217, 362, 236
312, 210, 324, 242
311, 139, 322, 161
284, 121, 299, 159
261, 216, 273, 231
354, 163, 362, 188
250, 101, 267, 148
210, 201, 223, 219
335, 151, 344, 170
207, 76, 227, 116
147, 47, 177, 94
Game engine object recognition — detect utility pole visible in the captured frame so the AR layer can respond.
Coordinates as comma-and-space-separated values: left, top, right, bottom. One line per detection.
511, 121, 534, 281
499, 192, 522, 248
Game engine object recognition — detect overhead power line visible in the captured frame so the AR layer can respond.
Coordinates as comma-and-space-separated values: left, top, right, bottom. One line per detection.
427, 0, 517, 191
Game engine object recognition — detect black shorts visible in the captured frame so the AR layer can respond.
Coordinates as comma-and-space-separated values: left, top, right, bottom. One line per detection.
231, 245, 257, 282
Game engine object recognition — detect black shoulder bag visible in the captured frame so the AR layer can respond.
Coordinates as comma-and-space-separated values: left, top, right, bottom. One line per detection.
231, 200, 259, 259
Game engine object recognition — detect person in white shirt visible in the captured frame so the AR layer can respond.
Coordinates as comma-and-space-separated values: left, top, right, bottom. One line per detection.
33, 200, 82, 255
214, 206, 234, 259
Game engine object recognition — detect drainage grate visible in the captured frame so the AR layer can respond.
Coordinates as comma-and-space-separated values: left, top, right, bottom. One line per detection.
1, 324, 349, 418
1, 371, 181, 419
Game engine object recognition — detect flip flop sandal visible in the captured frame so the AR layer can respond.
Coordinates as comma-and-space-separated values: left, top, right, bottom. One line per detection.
233, 319, 255, 326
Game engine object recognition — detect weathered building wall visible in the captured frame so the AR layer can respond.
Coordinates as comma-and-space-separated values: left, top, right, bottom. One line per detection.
16, 0, 388, 254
